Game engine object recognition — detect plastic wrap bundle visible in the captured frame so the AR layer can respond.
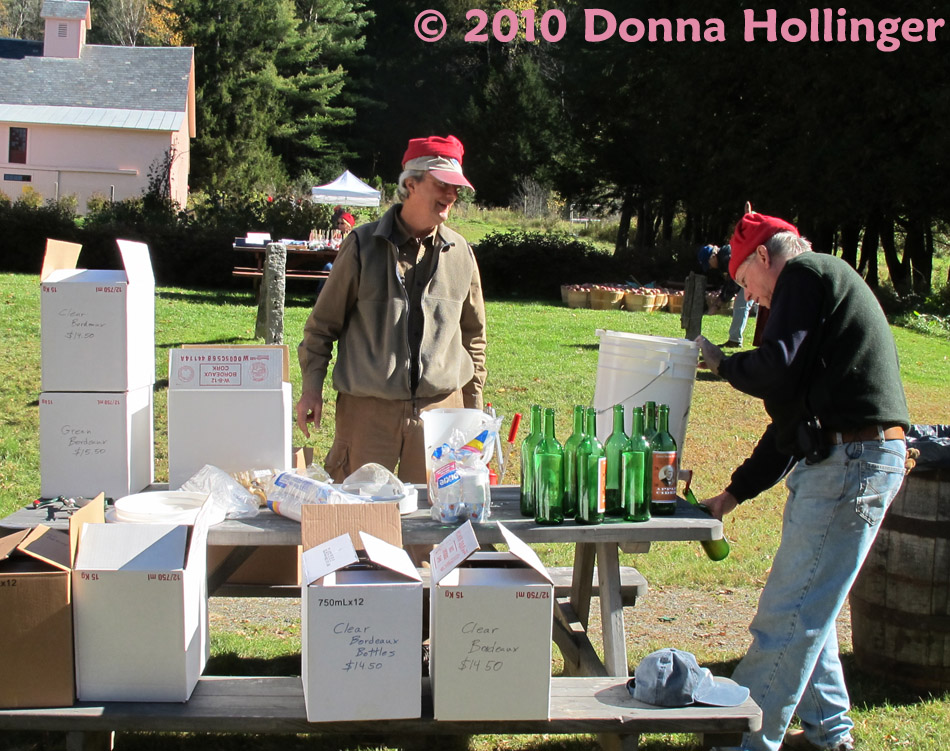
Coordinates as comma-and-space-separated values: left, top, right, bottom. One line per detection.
263, 472, 362, 522
428, 417, 501, 524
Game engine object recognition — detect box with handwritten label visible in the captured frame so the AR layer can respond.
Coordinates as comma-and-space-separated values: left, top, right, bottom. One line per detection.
167, 345, 292, 488
40, 238, 155, 393
429, 521, 554, 720
300, 504, 422, 722
71, 495, 213, 702
39, 386, 154, 500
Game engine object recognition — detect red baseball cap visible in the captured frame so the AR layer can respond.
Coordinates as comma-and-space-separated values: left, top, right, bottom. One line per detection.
338, 213, 355, 227
728, 212, 799, 279
401, 135, 474, 190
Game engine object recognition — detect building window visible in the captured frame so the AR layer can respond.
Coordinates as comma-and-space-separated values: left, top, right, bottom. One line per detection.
3, 174, 31, 182
9, 127, 27, 164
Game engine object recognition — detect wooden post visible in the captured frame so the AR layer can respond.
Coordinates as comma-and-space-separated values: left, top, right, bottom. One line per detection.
681, 272, 706, 341
256, 242, 286, 343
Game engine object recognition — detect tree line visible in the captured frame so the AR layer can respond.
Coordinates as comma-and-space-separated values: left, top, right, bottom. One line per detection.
2, 0, 948, 295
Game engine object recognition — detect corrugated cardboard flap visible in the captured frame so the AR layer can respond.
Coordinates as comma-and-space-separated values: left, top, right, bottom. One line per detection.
40, 238, 83, 282
69, 494, 106, 567
0, 529, 31, 563
301, 503, 402, 552
497, 522, 553, 583
115, 239, 155, 286
360, 531, 421, 582
17, 525, 72, 572
430, 520, 480, 585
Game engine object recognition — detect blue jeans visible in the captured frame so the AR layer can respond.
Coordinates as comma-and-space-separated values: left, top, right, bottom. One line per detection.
729, 287, 753, 345
727, 437, 906, 751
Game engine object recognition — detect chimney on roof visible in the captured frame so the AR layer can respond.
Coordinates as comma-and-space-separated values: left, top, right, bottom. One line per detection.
41, 0, 92, 59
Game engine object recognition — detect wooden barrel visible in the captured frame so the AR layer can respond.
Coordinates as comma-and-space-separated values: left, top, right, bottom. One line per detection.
849, 468, 950, 692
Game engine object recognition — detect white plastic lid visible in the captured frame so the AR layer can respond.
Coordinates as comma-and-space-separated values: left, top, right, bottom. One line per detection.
112, 491, 215, 525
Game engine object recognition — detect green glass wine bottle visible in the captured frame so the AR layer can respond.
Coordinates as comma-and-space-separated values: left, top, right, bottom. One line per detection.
622, 406, 651, 522
576, 407, 605, 525
685, 488, 730, 561
649, 404, 678, 516
519, 404, 542, 517
562, 405, 585, 518
604, 404, 630, 517
534, 407, 564, 525
643, 400, 658, 445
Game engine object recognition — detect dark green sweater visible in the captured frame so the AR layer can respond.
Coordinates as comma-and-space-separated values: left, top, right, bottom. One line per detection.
720, 252, 909, 501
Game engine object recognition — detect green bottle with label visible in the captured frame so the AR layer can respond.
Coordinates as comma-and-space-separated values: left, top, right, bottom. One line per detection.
562, 405, 585, 519
534, 407, 564, 525
622, 406, 651, 522
649, 404, 678, 516
520, 404, 542, 517
604, 403, 630, 517
576, 407, 605, 525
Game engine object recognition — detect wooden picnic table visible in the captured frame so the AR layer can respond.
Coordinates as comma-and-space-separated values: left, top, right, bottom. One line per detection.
0, 486, 757, 751
1, 485, 723, 679
231, 242, 338, 282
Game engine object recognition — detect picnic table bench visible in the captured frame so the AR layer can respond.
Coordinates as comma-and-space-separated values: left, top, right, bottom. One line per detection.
0, 676, 761, 751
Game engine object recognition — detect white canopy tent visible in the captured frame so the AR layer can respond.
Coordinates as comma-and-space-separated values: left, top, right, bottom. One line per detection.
310, 170, 381, 207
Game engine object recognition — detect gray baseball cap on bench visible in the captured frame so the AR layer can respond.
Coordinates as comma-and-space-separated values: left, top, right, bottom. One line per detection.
628, 648, 750, 707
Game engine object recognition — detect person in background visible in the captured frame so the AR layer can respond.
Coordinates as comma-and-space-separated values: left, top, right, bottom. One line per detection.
336, 211, 356, 236
696, 210, 909, 751
698, 242, 754, 347
296, 134, 486, 484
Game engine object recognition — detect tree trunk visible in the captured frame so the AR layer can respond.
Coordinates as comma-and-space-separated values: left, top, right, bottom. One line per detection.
904, 214, 933, 296
614, 190, 634, 260
635, 197, 655, 249
839, 222, 860, 268
858, 213, 880, 288
880, 214, 911, 297
660, 197, 675, 244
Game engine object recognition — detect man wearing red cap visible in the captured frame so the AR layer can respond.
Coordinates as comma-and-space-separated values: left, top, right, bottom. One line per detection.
296, 134, 486, 486
696, 210, 909, 751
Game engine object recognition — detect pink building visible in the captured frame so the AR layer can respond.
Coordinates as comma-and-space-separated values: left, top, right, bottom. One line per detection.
0, 0, 195, 211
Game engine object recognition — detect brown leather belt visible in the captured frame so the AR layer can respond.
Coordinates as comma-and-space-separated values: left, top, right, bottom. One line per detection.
824, 425, 905, 445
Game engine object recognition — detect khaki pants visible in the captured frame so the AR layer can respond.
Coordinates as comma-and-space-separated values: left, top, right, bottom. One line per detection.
325, 391, 465, 569
324, 391, 465, 484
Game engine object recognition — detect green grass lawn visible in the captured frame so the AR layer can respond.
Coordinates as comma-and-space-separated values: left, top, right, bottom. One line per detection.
1, 271, 948, 750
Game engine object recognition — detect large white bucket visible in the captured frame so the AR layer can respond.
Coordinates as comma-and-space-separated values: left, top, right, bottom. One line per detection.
592, 330, 699, 459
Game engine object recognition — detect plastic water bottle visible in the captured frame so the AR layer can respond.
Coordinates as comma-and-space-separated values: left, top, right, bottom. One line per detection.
264, 472, 353, 522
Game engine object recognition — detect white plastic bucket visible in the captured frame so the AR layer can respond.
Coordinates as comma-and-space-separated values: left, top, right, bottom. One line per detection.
592, 330, 699, 459
108, 490, 224, 525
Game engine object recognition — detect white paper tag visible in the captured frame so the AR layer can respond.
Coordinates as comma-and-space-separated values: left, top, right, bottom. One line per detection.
302, 532, 358, 585
430, 520, 479, 585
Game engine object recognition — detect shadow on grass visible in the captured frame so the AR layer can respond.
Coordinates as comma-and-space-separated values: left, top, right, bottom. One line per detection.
158, 289, 257, 307
705, 654, 949, 712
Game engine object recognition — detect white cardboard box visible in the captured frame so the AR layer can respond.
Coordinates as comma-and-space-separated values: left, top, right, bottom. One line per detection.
430, 521, 554, 721
39, 386, 154, 500
167, 346, 292, 488
300, 504, 420, 722
40, 238, 155, 393
71, 495, 212, 702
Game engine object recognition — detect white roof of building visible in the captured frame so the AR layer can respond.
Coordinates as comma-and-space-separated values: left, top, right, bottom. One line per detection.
0, 103, 184, 130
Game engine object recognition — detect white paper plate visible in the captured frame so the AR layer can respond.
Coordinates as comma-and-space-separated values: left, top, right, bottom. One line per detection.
110, 491, 223, 525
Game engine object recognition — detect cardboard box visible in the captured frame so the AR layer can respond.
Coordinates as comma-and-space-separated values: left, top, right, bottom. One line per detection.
71, 496, 212, 702
300, 504, 422, 722
429, 521, 554, 721
167, 346, 293, 489
206, 544, 301, 586
40, 238, 155, 393
0, 502, 101, 708
39, 385, 154, 500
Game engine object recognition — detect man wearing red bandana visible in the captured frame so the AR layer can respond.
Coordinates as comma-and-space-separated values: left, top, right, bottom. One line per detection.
296, 135, 486, 484
696, 209, 909, 751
